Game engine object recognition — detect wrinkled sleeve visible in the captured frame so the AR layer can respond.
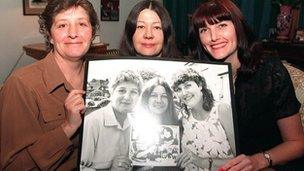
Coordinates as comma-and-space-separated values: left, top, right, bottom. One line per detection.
80, 115, 100, 169
271, 60, 301, 119
0, 75, 72, 170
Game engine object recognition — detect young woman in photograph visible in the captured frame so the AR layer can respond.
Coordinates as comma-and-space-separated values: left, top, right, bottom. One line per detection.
132, 77, 180, 171
172, 68, 235, 171
140, 77, 179, 125
188, 0, 304, 170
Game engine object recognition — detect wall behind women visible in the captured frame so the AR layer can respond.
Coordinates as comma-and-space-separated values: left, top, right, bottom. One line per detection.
0, 0, 144, 84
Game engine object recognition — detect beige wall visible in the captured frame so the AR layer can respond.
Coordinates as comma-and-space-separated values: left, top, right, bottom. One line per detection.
0, 0, 145, 84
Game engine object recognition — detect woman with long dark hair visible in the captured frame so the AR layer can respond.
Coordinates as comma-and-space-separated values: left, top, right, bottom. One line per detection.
131, 77, 180, 171
119, 0, 181, 58
189, 0, 304, 170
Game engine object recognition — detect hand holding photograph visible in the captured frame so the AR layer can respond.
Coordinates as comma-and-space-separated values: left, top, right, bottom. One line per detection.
79, 57, 238, 171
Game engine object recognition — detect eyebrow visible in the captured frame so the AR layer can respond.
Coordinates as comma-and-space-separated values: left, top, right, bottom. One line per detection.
137, 20, 161, 24
54, 17, 89, 22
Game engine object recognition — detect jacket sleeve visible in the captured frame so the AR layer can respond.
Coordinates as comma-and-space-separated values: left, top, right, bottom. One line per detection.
0, 75, 73, 170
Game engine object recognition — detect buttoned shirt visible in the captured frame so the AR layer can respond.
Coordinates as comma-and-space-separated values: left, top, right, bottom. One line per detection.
80, 103, 130, 170
0, 53, 78, 170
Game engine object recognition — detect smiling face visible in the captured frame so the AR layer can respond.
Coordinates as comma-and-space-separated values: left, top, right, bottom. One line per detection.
199, 21, 238, 61
175, 81, 203, 110
132, 9, 164, 57
111, 81, 140, 114
50, 6, 93, 61
148, 85, 169, 115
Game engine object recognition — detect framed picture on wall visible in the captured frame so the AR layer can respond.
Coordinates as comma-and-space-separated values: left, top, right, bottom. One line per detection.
23, 0, 47, 15
78, 57, 238, 170
100, 0, 119, 21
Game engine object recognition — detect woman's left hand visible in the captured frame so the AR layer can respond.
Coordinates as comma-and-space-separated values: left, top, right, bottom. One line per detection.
219, 154, 265, 171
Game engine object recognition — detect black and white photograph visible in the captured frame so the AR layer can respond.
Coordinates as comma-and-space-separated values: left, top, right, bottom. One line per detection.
129, 124, 180, 166
79, 57, 237, 171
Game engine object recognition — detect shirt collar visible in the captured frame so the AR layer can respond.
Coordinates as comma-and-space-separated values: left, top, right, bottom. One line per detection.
104, 104, 130, 130
41, 52, 73, 93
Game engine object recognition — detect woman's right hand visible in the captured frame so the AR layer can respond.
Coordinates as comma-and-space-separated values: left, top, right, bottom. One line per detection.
111, 155, 132, 171
62, 89, 85, 138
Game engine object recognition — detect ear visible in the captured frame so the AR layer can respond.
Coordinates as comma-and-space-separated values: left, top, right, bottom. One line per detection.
48, 32, 54, 44
50, 38, 54, 44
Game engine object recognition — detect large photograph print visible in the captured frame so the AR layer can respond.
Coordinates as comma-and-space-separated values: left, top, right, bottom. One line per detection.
79, 57, 237, 171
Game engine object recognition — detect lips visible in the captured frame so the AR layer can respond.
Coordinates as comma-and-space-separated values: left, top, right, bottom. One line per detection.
141, 43, 155, 48
120, 102, 131, 106
152, 104, 166, 109
210, 42, 227, 49
65, 42, 82, 45
182, 94, 193, 103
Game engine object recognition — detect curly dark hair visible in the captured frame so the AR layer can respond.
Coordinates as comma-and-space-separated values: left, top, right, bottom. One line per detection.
38, 0, 99, 51
172, 68, 214, 113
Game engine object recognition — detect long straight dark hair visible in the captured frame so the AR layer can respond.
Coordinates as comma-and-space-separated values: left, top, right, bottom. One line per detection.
140, 77, 179, 125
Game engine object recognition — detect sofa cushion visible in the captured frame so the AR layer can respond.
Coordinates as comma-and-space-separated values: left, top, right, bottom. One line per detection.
283, 62, 304, 128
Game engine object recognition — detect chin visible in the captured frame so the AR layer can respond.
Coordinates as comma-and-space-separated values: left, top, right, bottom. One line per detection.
138, 51, 162, 57
210, 54, 228, 61
67, 53, 86, 59
153, 110, 166, 115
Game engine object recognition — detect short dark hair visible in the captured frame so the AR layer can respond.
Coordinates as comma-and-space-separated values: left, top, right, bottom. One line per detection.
119, 0, 181, 58
39, 0, 99, 51
110, 70, 143, 94
188, 0, 260, 74
172, 68, 214, 112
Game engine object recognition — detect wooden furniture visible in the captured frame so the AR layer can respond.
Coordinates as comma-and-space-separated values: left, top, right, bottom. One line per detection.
23, 43, 109, 60
262, 41, 304, 70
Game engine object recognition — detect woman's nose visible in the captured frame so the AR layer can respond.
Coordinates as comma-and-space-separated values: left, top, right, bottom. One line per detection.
210, 29, 219, 41
144, 27, 154, 39
156, 95, 162, 103
178, 88, 187, 97
68, 25, 78, 39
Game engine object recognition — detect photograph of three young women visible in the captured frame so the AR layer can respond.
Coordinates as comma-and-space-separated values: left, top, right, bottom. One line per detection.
80, 59, 236, 171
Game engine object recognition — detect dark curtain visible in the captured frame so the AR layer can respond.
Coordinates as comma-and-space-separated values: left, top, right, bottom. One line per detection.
163, 0, 304, 55
163, 0, 203, 55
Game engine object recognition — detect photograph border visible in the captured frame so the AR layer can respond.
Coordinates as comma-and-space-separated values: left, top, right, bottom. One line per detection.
79, 56, 239, 170
23, 0, 47, 15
